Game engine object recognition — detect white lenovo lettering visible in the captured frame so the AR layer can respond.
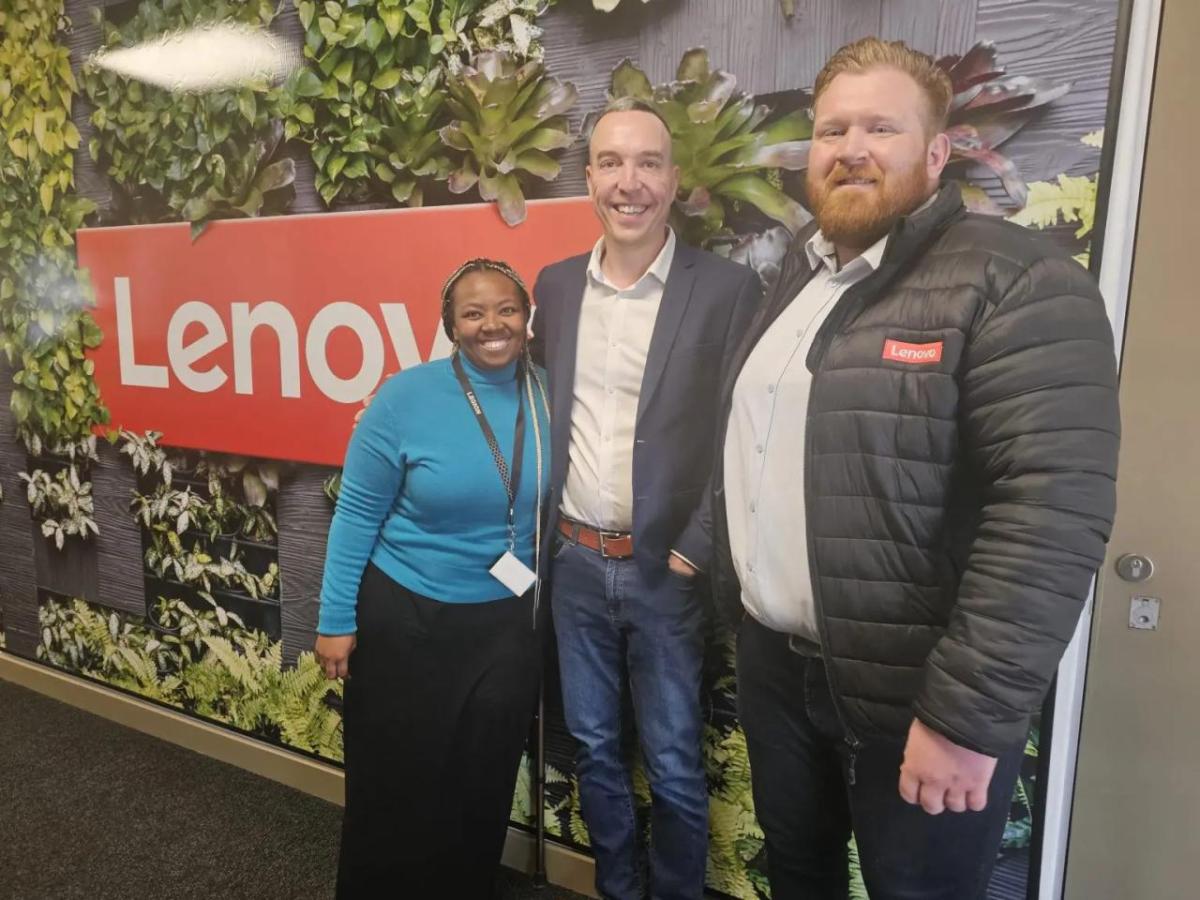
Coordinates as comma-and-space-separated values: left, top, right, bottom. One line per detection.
115, 276, 169, 388
232, 301, 301, 397
888, 346, 938, 361
115, 277, 448, 402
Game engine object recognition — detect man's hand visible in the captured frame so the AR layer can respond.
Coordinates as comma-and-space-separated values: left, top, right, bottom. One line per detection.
898, 718, 997, 815
315, 634, 357, 680
353, 392, 374, 427
667, 552, 698, 579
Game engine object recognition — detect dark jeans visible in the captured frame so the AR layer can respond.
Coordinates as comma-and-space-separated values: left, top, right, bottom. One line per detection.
736, 615, 1026, 900
551, 537, 708, 900
336, 564, 540, 900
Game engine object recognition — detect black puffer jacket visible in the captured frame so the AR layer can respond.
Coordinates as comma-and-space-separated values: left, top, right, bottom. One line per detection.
711, 183, 1120, 756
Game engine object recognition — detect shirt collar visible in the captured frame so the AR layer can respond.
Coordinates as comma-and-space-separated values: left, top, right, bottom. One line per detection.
804, 191, 940, 277
805, 230, 888, 278
587, 228, 677, 292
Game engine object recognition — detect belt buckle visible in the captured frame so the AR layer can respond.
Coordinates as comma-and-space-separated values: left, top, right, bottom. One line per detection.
598, 531, 616, 558
597, 529, 626, 559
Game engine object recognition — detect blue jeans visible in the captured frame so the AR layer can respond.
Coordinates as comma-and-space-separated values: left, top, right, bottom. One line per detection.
736, 615, 1026, 900
550, 536, 709, 900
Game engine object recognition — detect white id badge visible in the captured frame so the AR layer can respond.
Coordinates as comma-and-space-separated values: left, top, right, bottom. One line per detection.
490, 551, 537, 596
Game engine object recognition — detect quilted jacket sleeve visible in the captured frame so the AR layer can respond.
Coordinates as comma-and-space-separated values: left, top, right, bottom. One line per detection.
913, 254, 1120, 756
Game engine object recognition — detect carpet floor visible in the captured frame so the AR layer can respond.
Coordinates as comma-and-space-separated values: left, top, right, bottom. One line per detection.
0, 675, 586, 900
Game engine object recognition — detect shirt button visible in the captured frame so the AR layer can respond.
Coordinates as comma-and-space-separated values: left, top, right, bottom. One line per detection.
756, 444, 763, 454
749, 502, 756, 513
796, 329, 804, 338
767, 384, 775, 394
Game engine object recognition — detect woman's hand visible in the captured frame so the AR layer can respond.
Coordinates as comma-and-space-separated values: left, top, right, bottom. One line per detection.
315, 634, 357, 680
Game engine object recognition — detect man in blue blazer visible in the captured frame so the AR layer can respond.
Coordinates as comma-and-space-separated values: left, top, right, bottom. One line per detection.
530, 98, 761, 900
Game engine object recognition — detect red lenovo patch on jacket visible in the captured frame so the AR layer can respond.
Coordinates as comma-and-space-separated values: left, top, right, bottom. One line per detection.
882, 339, 943, 364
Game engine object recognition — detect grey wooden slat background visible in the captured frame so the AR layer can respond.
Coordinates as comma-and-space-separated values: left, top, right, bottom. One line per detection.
277, 466, 336, 666
65, 0, 113, 216
32, 526, 99, 604
636, 0, 881, 95
975, 0, 1118, 184
880, 0, 979, 56
92, 442, 148, 618
0, 360, 42, 658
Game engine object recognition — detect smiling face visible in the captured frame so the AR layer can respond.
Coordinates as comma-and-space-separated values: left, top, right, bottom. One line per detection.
806, 66, 950, 253
586, 109, 679, 253
450, 269, 529, 370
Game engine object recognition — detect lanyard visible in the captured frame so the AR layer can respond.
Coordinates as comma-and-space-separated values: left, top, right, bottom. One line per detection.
452, 353, 526, 550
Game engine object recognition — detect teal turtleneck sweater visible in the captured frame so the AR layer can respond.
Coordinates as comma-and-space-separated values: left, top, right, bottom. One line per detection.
317, 354, 550, 635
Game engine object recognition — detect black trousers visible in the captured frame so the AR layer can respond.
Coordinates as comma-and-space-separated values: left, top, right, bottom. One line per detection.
736, 615, 1026, 900
336, 564, 540, 899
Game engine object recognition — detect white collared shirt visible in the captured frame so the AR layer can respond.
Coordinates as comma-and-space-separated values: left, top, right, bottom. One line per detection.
724, 230, 888, 640
561, 230, 677, 531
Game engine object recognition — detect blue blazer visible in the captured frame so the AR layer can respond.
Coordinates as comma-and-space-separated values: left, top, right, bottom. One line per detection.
529, 241, 761, 580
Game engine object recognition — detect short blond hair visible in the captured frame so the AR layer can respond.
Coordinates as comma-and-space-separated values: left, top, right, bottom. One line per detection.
813, 38, 953, 134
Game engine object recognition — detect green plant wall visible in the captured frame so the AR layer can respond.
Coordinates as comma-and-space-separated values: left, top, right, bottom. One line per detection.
0, 2, 1116, 898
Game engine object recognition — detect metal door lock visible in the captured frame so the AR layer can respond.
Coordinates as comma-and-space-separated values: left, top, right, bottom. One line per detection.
1116, 553, 1155, 583
1128, 596, 1161, 631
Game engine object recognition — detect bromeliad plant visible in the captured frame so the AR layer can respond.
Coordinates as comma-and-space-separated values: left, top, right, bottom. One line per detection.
441, 50, 577, 225
938, 42, 1071, 211
81, 0, 293, 230
609, 50, 812, 246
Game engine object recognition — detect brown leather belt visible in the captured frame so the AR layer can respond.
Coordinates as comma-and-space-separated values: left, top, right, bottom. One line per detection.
558, 518, 634, 559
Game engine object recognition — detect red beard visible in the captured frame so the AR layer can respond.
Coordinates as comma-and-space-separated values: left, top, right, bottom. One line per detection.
807, 160, 932, 251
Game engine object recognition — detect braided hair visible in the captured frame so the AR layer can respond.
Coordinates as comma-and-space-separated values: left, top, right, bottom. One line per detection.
440, 258, 531, 341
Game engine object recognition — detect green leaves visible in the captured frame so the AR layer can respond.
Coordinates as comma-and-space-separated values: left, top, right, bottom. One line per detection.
1, 4, 110, 457
292, 69, 325, 98
80, 0, 290, 230
371, 68, 403, 90
281, 0, 558, 209
442, 50, 576, 225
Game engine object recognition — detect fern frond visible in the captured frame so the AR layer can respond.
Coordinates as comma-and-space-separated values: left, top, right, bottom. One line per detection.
1009, 173, 1098, 239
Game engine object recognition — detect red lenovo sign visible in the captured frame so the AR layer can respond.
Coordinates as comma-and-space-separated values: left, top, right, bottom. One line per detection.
77, 198, 600, 465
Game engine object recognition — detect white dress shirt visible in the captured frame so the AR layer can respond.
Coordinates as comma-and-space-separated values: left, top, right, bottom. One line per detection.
561, 230, 677, 531
724, 230, 888, 640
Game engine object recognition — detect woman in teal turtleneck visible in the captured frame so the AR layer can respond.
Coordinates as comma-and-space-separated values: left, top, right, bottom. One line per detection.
314, 259, 550, 899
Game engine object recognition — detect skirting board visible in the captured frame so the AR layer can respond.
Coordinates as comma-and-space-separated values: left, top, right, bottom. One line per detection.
0, 651, 599, 898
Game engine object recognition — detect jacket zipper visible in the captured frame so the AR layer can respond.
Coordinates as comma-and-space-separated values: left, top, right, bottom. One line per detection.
805, 286, 868, 784
799, 193, 969, 784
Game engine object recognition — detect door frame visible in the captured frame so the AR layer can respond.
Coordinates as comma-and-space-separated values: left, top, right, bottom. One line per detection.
1037, 0, 1163, 896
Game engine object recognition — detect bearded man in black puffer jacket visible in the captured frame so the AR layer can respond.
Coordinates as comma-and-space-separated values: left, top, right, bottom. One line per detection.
696, 38, 1120, 900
